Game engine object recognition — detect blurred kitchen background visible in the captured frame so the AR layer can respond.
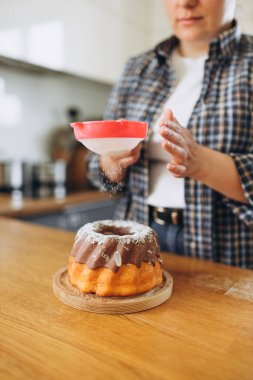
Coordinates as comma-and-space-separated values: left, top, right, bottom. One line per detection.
0, 0, 252, 199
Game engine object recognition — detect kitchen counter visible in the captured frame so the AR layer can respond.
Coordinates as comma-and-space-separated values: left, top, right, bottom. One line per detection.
1, 217, 253, 380
0, 190, 114, 218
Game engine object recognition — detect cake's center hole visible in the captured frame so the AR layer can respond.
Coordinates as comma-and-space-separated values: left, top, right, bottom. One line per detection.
97, 226, 134, 236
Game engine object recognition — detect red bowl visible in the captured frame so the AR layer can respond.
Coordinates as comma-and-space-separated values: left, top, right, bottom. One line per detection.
70, 120, 148, 140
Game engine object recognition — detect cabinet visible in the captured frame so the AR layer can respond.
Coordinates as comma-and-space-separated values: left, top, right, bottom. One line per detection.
2, 0, 251, 84
0, 0, 151, 84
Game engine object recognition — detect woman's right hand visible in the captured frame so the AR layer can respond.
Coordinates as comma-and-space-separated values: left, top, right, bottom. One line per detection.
100, 143, 142, 183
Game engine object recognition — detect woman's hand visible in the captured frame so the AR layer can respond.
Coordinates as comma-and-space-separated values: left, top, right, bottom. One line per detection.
100, 143, 142, 183
159, 109, 202, 179
159, 109, 247, 203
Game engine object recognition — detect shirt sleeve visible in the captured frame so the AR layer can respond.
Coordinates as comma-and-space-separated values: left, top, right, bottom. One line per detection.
222, 153, 253, 226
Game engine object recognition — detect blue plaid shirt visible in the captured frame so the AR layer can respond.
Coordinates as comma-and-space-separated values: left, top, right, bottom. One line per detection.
87, 21, 253, 268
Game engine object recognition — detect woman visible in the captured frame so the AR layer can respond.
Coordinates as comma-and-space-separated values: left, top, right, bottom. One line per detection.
87, 0, 253, 268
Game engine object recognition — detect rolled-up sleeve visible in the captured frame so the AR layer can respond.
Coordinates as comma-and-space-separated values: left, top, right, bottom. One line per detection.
223, 153, 253, 226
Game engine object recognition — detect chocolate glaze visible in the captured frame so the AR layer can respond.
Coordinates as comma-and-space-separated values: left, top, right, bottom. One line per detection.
70, 220, 163, 273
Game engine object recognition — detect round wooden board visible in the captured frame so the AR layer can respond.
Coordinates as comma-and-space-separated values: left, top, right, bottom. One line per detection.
53, 266, 173, 314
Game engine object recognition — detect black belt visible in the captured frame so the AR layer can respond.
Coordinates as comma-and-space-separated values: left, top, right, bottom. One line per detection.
150, 206, 184, 226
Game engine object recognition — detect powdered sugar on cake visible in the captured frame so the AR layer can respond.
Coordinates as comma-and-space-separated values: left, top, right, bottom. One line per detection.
75, 220, 156, 245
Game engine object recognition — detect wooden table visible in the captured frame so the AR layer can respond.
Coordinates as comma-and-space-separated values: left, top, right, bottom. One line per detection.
1, 217, 253, 380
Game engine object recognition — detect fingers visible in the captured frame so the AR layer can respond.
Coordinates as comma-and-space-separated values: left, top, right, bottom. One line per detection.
109, 142, 142, 168
159, 107, 182, 134
162, 108, 173, 121
118, 145, 142, 167
159, 125, 184, 146
167, 162, 187, 178
161, 139, 187, 162
109, 149, 134, 160
159, 109, 184, 150
159, 108, 179, 130
132, 142, 143, 154
159, 110, 187, 167
159, 119, 182, 134
159, 109, 199, 179
118, 156, 138, 168
109, 142, 142, 160
99, 138, 143, 183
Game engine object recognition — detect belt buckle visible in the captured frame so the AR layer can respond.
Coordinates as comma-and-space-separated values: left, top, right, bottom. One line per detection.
153, 207, 166, 225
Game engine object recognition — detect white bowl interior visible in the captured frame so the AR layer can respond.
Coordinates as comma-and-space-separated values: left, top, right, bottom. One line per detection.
79, 137, 143, 155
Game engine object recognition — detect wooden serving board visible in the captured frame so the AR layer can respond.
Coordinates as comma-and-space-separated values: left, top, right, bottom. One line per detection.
53, 266, 173, 314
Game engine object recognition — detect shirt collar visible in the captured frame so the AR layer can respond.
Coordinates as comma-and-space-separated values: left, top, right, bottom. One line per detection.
155, 19, 241, 64
208, 19, 241, 59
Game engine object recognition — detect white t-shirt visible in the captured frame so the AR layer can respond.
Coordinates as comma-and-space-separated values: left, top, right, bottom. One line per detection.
147, 49, 207, 208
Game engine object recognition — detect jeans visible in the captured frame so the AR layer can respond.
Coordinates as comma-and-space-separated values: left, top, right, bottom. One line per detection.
150, 220, 184, 254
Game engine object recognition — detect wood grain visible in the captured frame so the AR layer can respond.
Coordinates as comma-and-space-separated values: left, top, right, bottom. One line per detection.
1, 217, 253, 380
53, 267, 173, 314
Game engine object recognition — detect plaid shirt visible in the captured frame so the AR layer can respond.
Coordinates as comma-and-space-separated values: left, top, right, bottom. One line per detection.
87, 20, 253, 268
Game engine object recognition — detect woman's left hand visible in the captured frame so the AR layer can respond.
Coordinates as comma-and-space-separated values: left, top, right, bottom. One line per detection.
159, 109, 202, 179
159, 109, 248, 203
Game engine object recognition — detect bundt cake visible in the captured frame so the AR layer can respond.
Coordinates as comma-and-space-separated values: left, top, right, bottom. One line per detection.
68, 220, 163, 297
